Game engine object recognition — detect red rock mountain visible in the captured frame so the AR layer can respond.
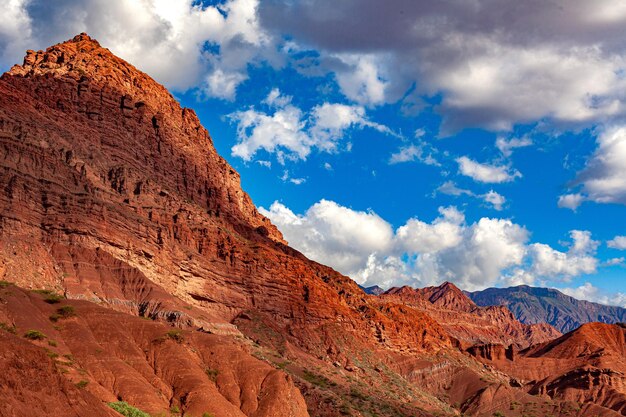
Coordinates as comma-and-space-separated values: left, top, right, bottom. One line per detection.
0, 34, 623, 417
383, 282, 562, 348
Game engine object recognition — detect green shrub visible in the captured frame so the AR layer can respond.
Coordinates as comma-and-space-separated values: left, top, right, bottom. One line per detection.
170, 405, 180, 414
75, 380, 88, 389
108, 402, 151, 417
24, 330, 46, 340
48, 340, 58, 347
0, 280, 12, 288
57, 305, 76, 318
44, 294, 63, 304
202, 413, 215, 417
50, 306, 76, 322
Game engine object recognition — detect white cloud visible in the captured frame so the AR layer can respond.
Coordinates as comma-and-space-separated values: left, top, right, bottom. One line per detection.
561, 282, 626, 308
558, 193, 585, 211
436, 182, 506, 211
608, 235, 626, 250
438, 218, 529, 289
280, 170, 306, 185
389, 143, 439, 166
229, 93, 311, 162
569, 126, 626, 206
229, 89, 394, 162
259, 200, 394, 276
529, 230, 598, 280
204, 69, 248, 100
456, 156, 522, 183
262, 199, 605, 290
436, 181, 473, 197
8, 0, 626, 131
259, 0, 626, 131
0, 0, 271, 96
309, 102, 394, 151
604, 257, 625, 266
496, 136, 533, 157
332, 54, 388, 106
483, 190, 506, 211
396, 207, 465, 254
0, 0, 32, 66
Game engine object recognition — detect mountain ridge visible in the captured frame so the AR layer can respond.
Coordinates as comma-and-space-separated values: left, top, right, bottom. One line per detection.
468, 285, 626, 333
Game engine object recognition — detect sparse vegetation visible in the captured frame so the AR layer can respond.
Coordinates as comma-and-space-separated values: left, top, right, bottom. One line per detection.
0, 280, 12, 288
24, 330, 46, 340
44, 294, 63, 304
302, 369, 336, 388
493, 412, 506, 417
50, 306, 76, 322
170, 405, 180, 414
108, 402, 151, 417
57, 305, 76, 318
202, 413, 215, 417
166, 329, 184, 343
75, 380, 89, 389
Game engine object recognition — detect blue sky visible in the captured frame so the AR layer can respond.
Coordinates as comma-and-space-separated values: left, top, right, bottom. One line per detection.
2, 0, 626, 305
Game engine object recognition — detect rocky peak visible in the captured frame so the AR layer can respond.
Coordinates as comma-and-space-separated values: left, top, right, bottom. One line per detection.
385, 282, 477, 313
427, 281, 477, 312
3, 33, 285, 244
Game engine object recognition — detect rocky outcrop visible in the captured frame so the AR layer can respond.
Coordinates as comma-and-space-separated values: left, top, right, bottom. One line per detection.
470, 323, 626, 416
382, 282, 561, 348
0, 283, 308, 417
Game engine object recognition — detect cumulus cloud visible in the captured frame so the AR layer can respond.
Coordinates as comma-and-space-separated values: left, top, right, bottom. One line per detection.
229, 89, 394, 162
558, 193, 586, 211
258, 0, 626, 131
261, 199, 600, 290
0, 0, 272, 96
483, 190, 506, 211
528, 230, 598, 280
332, 54, 389, 106
259, 200, 394, 276
456, 156, 522, 183
8, 1, 626, 131
396, 207, 465, 254
608, 235, 626, 250
0, 0, 32, 66
604, 257, 625, 266
561, 282, 626, 308
566, 126, 626, 206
